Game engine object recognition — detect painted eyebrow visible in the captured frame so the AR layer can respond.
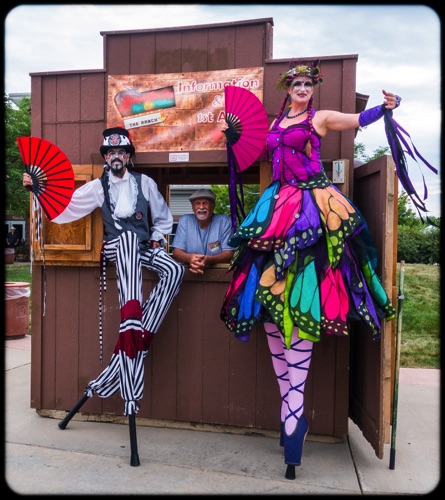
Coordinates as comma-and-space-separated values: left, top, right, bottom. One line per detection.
292, 81, 313, 87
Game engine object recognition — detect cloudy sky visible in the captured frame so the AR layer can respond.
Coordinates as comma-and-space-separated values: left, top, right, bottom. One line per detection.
4, 4, 441, 216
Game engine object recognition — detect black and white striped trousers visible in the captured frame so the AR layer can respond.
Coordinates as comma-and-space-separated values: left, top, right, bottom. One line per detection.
86, 231, 184, 415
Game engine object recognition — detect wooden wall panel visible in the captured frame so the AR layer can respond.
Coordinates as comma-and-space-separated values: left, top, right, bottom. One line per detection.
208, 27, 236, 70
56, 75, 80, 122
254, 328, 281, 429
39, 267, 57, 409
309, 337, 348, 437
57, 122, 81, 165
228, 333, 258, 427
181, 30, 209, 73
202, 285, 231, 425
54, 267, 80, 409
149, 290, 179, 420
129, 33, 156, 75
104, 35, 130, 75
349, 156, 396, 457
80, 122, 107, 165
334, 338, 351, 436
80, 72, 106, 122
234, 24, 266, 68
30, 264, 43, 409
176, 280, 205, 421
30, 76, 43, 137
41, 76, 57, 125
155, 32, 182, 73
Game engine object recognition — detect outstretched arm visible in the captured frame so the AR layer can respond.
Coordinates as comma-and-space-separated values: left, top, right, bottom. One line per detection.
23, 172, 102, 223
314, 89, 400, 136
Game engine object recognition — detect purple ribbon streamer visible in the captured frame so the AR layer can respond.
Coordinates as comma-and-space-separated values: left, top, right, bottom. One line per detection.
383, 111, 438, 221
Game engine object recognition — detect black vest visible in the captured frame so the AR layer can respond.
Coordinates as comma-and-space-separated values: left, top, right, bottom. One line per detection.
100, 170, 151, 248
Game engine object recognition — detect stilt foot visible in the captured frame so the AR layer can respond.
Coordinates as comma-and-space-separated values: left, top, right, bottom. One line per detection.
58, 394, 90, 430
285, 464, 296, 480
128, 413, 140, 466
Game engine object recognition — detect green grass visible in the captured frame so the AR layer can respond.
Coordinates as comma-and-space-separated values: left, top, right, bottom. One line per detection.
5, 262, 32, 284
396, 263, 440, 369
4, 262, 440, 368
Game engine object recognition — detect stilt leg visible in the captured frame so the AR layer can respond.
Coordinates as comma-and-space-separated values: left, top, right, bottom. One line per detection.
285, 464, 296, 480
129, 413, 140, 466
58, 393, 90, 430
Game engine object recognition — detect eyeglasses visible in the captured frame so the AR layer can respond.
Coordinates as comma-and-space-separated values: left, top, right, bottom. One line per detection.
107, 149, 128, 157
291, 81, 313, 90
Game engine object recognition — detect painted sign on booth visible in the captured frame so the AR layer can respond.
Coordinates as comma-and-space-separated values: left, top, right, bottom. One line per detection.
106, 67, 264, 153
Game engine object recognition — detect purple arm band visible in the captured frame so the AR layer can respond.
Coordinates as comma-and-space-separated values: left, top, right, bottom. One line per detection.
359, 104, 386, 127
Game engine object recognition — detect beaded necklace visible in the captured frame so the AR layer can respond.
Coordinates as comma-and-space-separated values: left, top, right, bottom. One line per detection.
286, 107, 308, 119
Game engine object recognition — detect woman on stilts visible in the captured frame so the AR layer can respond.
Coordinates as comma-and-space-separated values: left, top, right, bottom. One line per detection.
220, 60, 400, 479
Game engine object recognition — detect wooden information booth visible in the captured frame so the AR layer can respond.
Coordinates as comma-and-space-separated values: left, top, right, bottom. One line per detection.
28, 18, 397, 458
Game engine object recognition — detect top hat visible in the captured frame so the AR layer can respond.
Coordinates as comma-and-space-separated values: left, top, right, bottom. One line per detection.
100, 127, 135, 158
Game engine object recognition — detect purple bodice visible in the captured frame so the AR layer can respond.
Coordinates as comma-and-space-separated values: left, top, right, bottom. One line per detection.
267, 111, 323, 184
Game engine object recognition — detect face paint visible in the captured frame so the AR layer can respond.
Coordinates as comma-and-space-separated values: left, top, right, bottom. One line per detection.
106, 149, 128, 177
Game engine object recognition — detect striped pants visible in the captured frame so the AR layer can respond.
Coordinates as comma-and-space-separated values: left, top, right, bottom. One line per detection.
86, 231, 184, 415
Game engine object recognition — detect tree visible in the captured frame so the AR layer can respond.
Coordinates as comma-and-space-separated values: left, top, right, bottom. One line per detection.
4, 94, 32, 218
354, 142, 389, 163
397, 191, 421, 227
397, 223, 440, 264
212, 183, 260, 218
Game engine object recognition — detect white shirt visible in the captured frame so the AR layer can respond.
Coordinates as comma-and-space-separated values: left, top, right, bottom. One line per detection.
53, 170, 173, 243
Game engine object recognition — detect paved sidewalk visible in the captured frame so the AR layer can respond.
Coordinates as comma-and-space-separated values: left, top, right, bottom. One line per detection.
4, 335, 441, 495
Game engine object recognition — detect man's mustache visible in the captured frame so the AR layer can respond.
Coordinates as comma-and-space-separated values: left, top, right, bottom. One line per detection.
109, 159, 124, 169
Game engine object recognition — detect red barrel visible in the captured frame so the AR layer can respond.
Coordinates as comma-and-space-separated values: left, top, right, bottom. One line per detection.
5, 282, 30, 339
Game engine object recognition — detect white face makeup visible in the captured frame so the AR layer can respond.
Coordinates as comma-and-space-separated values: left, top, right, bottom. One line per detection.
106, 149, 129, 176
291, 80, 313, 90
287, 76, 313, 108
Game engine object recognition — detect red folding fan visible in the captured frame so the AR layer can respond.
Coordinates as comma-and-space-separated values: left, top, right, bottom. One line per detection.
16, 136, 75, 221
224, 86, 269, 172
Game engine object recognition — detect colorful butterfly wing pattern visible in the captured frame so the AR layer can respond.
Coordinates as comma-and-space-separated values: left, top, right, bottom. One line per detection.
221, 160, 396, 347
229, 182, 280, 247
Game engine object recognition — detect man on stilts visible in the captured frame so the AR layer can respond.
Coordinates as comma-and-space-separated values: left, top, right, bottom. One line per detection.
23, 127, 184, 466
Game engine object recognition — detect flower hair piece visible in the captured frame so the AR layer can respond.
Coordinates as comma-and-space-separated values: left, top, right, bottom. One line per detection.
276, 59, 323, 90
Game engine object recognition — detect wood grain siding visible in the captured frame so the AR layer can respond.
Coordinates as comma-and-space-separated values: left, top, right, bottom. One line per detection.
32, 265, 348, 437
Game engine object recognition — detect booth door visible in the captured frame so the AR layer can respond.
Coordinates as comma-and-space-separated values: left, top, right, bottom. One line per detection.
349, 155, 398, 459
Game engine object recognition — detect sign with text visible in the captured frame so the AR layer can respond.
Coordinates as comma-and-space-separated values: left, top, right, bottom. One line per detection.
107, 67, 264, 153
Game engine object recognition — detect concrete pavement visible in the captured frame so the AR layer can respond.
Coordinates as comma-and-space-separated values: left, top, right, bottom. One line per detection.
4, 335, 441, 495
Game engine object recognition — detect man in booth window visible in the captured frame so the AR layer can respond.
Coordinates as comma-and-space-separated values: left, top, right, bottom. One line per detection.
171, 188, 234, 275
